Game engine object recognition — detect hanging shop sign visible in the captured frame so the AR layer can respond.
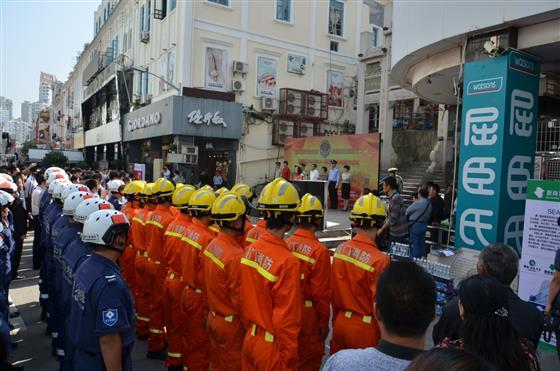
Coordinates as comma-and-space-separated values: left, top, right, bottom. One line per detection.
127, 111, 161, 132
455, 49, 540, 252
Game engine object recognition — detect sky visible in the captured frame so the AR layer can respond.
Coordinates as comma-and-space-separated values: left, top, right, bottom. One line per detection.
0, 0, 99, 118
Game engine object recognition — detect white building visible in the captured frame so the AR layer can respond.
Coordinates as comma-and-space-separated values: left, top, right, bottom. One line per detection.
64, 0, 372, 182
4, 120, 32, 146
0, 97, 13, 121
38, 72, 56, 105
21, 101, 33, 124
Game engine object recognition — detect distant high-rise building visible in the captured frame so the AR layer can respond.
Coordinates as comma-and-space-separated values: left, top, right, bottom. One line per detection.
21, 101, 33, 123
39, 72, 56, 105
31, 101, 48, 124
0, 97, 13, 120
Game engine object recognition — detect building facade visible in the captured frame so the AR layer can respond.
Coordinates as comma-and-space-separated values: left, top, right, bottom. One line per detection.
21, 101, 33, 124
0, 97, 13, 121
58, 0, 371, 183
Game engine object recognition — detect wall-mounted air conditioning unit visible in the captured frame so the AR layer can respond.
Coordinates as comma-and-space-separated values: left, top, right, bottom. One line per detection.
272, 119, 294, 146
233, 61, 248, 74
261, 97, 278, 111
140, 31, 150, 43
182, 145, 198, 155
299, 122, 315, 137
232, 79, 245, 92
141, 94, 152, 105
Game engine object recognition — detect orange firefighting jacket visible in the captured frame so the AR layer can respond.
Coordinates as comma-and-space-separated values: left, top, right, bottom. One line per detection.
130, 204, 154, 254
163, 212, 192, 275
244, 219, 266, 247
145, 204, 176, 265
240, 231, 302, 368
181, 217, 216, 290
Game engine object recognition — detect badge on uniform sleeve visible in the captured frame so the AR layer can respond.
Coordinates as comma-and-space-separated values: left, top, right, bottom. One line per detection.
102, 308, 118, 327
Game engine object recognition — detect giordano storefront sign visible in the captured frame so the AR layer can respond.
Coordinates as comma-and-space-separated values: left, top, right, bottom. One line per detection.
123, 95, 242, 142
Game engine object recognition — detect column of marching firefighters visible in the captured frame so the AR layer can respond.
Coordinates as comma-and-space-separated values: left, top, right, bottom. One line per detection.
37, 167, 389, 371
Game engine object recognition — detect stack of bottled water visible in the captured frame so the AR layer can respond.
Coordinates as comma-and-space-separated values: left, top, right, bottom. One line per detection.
389, 242, 410, 258
413, 258, 452, 281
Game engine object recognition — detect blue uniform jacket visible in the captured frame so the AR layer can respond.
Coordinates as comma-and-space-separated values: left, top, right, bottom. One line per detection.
108, 195, 123, 211
69, 253, 135, 371
62, 239, 90, 310
54, 222, 81, 316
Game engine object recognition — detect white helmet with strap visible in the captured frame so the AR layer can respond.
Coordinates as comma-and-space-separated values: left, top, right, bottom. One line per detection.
48, 178, 69, 194
53, 182, 70, 200
107, 179, 125, 193
46, 171, 68, 187
74, 199, 114, 224
61, 184, 91, 201
0, 191, 15, 206
63, 192, 96, 216
81, 210, 130, 246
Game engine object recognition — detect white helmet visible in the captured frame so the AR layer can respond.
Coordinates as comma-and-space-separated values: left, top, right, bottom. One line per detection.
74, 199, 114, 224
63, 191, 95, 216
0, 191, 14, 206
48, 178, 69, 195
0, 180, 17, 193
53, 182, 71, 201
61, 184, 91, 201
0, 173, 14, 183
45, 167, 64, 179
81, 210, 130, 245
107, 179, 125, 193
46, 171, 68, 187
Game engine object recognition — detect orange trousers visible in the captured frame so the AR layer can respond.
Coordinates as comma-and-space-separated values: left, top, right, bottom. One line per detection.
134, 253, 150, 337
181, 287, 210, 371
298, 306, 325, 371
147, 260, 166, 352
163, 274, 186, 367
207, 313, 244, 371
241, 327, 297, 371
120, 246, 137, 296
330, 311, 381, 354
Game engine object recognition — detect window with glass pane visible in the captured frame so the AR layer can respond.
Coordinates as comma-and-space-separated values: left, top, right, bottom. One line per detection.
140, 6, 145, 31
365, 62, 381, 91
372, 27, 379, 47
146, 0, 151, 31
329, 0, 344, 36
209, 0, 228, 5
276, 0, 290, 22
169, 0, 177, 11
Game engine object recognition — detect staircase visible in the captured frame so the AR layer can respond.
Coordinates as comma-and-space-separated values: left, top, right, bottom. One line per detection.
389, 161, 448, 205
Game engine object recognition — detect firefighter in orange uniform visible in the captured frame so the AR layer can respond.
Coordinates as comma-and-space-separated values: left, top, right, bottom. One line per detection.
244, 218, 266, 248
231, 183, 256, 245
240, 178, 302, 370
120, 180, 145, 299
144, 178, 176, 359
202, 192, 247, 370
131, 182, 155, 339
181, 188, 217, 371
330, 193, 390, 354
162, 184, 195, 371
285, 193, 331, 370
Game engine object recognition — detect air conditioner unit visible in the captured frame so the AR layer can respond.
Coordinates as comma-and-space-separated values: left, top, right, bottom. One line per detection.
299, 122, 315, 137
182, 145, 198, 155
185, 154, 198, 164
285, 90, 304, 115
233, 61, 248, 74
306, 92, 327, 120
261, 97, 278, 111
273, 119, 294, 146
141, 94, 152, 105
140, 31, 150, 43
232, 79, 245, 92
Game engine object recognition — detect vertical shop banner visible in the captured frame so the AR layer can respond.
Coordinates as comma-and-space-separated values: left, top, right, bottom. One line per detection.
518, 180, 560, 349
455, 50, 540, 252
326, 69, 344, 107
205, 47, 228, 91
284, 133, 380, 196
256, 56, 277, 97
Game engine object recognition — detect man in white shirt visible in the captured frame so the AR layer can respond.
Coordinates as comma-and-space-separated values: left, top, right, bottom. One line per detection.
309, 163, 319, 181
31, 173, 46, 269
24, 167, 38, 212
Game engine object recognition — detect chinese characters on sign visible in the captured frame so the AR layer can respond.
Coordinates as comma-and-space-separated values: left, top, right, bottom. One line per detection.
456, 50, 540, 252
187, 110, 227, 128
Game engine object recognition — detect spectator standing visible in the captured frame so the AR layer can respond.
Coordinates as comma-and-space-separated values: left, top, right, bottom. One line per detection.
377, 176, 408, 243
162, 165, 172, 180
31, 174, 46, 269
294, 165, 305, 180
439, 275, 539, 371
318, 166, 328, 181
309, 164, 319, 181
24, 165, 38, 213
199, 169, 211, 187
9, 175, 27, 280
213, 170, 224, 189
388, 168, 404, 193
328, 160, 340, 209
341, 165, 351, 211
324, 260, 436, 371
433, 243, 543, 348
273, 161, 282, 179
405, 188, 432, 258
428, 183, 447, 224
405, 348, 494, 371
281, 160, 291, 180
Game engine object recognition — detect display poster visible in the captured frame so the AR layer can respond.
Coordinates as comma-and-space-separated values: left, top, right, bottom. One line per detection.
518, 180, 560, 350
455, 49, 540, 251
205, 47, 228, 91
36, 111, 51, 146
167, 48, 176, 87
256, 56, 277, 97
287, 54, 306, 75
159, 52, 168, 93
327, 69, 344, 107
284, 133, 380, 204
133, 163, 146, 180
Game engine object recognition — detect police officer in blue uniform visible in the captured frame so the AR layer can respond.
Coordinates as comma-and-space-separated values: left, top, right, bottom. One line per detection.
69, 209, 134, 371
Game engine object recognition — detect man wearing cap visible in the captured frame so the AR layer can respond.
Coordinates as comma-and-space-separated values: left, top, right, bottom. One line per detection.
388, 168, 403, 193
328, 160, 340, 210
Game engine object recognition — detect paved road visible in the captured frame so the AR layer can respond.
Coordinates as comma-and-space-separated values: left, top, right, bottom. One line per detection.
6, 234, 559, 370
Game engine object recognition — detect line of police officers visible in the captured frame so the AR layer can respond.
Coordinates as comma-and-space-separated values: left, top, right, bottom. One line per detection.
36, 167, 390, 371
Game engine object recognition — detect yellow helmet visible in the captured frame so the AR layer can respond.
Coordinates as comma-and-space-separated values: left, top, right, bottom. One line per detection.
215, 187, 229, 198
173, 184, 196, 209
188, 189, 217, 215
211, 193, 247, 224
141, 182, 156, 198
176, 183, 184, 188
257, 177, 300, 212
200, 184, 214, 192
154, 177, 175, 197
349, 193, 386, 228
297, 193, 323, 221
123, 180, 146, 196
231, 183, 254, 200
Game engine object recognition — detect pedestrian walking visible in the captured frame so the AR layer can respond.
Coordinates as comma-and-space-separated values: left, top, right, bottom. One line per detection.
328, 160, 340, 209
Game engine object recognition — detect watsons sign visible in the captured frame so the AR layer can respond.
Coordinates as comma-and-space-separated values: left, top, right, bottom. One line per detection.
127, 112, 161, 132
509, 51, 538, 76
467, 77, 503, 95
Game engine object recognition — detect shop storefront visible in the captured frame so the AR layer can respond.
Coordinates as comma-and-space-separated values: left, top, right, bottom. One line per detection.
123, 95, 242, 183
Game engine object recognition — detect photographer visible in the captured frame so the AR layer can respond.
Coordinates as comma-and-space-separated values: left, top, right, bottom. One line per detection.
545, 244, 560, 359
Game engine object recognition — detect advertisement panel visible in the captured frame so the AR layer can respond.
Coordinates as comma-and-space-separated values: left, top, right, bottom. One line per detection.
455, 49, 540, 252
284, 133, 380, 202
35, 111, 51, 147
518, 180, 560, 350
256, 56, 277, 97
205, 46, 228, 91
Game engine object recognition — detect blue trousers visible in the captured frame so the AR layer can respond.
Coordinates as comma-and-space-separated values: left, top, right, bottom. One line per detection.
410, 222, 428, 258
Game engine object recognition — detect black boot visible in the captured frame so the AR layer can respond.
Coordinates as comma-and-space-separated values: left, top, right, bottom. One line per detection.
168, 366, 182, 371
146, 349, 167, 360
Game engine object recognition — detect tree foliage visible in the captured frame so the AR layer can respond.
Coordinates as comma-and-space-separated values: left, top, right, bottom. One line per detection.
43, 151, 68, 167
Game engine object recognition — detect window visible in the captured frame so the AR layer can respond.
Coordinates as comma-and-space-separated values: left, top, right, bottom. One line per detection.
128, 29, 132, 49
329, 0, 344, 37
140, 6, 145, 31
154, 0, 167, 19
276, 0, 291, 22
123, 33, 127, 52
372, 26, 380, 47
208, 0, 228, 6
365, 62, 381, 91
146, 0, 151, 31
114, 36, 119, 57
330, 41, 339, 52
169, 0, 177, 12
368, 104, 379, 133
142, 69, 149, 95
